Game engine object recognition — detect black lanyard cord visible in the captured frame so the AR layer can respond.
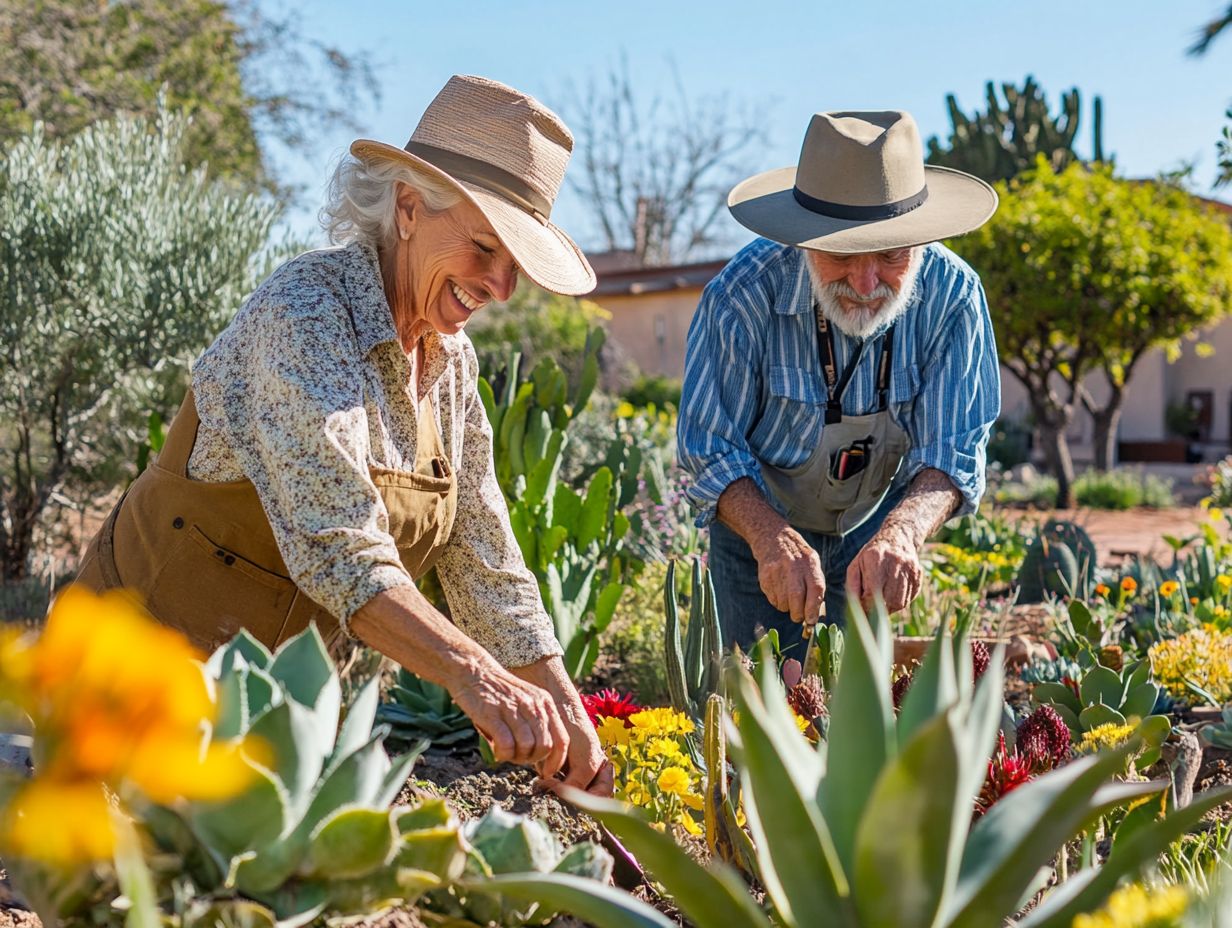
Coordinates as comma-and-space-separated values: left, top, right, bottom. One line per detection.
814, 306, 896, 423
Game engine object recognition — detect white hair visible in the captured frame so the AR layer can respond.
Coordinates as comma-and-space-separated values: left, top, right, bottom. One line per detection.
319, 155, 463, 250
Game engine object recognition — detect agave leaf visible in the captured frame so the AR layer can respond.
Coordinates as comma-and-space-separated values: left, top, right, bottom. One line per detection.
818, 600, 894, 873
945, 745, 1146, 928
730, 659, 850, 925
333, 677, 381, 765
250, 881, 328, 928
305, 806, 396, 879
953, 652, 1007, 875
1078, 704, 1126, 731
298, 735, 391, 838
374, 742, 426, 809
1018, 785, 1232, 928
214, 666, 248, 741
190, 760, 287, 858
1080, 666, 1125, 710
1032, 682, 1082, 717
554, 842, 614, 882
562, 789, 770, 928
245, 666, 279, 720
896, 627, 957, 747
268, 625, 342, 756
247, 700, 328, 820
207, 631, 272, 678
1120, 684, 1159, 721
853, 707, 964, 928
464, 873, 675, 928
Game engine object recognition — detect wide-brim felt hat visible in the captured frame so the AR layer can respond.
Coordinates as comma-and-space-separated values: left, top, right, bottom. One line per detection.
351, 74, 595, 296
728, 110, 997, 253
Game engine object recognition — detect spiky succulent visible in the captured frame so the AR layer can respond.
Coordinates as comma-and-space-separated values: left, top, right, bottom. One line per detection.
377, 667, 477, 753
1019, 655, 1083, 686
1016, 705, 1072, 771
787, 674, 827, 722
975, 732, 1035, 817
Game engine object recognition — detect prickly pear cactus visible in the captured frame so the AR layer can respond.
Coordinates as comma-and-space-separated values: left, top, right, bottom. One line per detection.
1016, 519, 1095, 603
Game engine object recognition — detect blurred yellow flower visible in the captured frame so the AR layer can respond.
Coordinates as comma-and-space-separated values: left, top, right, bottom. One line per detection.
1072, 882, 1188, 928
1217, 574, 1232, 592
1211, 508, 1226, 522
656, 766, 691, 796
1158, 581, 1179, 598
0, 586, 257, 862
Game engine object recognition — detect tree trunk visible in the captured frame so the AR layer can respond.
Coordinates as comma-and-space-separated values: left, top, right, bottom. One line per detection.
1038, 421, 1076, 509
1090, 404, 1122, 472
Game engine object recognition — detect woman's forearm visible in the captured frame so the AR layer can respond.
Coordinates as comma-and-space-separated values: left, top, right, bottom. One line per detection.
348, 584, 497, 691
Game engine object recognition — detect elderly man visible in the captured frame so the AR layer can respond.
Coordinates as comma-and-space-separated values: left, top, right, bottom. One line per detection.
678, 110, 1001, 651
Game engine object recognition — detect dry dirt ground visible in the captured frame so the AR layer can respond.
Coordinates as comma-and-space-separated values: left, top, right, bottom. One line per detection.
1007, 506, 1228, 568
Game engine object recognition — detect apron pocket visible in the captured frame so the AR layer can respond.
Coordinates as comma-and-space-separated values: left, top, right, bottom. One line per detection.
821, 468, 868, 511
371, 468, 456, 580
146, 525, 295, 651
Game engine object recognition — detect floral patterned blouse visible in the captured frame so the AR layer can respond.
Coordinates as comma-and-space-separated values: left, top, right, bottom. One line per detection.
187, 242, 561, 668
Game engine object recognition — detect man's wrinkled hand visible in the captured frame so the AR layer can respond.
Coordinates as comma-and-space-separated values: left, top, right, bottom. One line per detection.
846, 525, 922, 614
751, 526, 826, 625
450, 666, 569, 771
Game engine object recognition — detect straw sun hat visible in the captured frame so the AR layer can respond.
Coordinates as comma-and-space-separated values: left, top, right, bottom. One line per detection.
728, 110, 997, 253
351, 74, 595, 296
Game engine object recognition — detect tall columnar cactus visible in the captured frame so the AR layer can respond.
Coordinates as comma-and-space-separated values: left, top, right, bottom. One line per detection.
702, 694, 756, 877
1016, 519, 1096, 603
665, 558, 724, 721
478, 329, 646, 679
142, 627, 469, 925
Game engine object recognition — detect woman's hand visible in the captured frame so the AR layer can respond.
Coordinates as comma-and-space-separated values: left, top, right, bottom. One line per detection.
448, 661, 571, 772
511, 656, 614, 797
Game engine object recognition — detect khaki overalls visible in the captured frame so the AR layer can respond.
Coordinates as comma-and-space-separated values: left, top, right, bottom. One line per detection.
76, 389, 457, 652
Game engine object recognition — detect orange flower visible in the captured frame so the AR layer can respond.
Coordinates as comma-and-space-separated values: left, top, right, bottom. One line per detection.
1095, 583, 1111, 597
1120, 577, 1138, 594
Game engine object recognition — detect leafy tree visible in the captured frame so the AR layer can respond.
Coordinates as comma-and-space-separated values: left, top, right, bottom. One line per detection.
951, 160, 1232, 506
926, 76, 1105, 184
0, 106, 279, 580
561, 57, 764, 265
0, 0, 376, 194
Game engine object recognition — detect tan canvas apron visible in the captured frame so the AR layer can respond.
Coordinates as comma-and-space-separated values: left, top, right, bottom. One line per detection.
75, 389, 457, 652
761, 316, 909, 537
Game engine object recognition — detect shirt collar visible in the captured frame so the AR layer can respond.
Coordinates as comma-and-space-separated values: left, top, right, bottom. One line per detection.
345, 242, 465, 390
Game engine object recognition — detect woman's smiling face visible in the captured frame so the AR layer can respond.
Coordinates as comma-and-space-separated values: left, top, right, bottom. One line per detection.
388, 182, 519, 339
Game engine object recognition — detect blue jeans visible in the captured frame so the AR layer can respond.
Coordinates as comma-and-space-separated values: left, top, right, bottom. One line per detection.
709, 486, 905, 658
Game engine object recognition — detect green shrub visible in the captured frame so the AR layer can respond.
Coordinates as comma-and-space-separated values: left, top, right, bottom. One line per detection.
622, 374, 682, 411
1073, 469, 1175, 510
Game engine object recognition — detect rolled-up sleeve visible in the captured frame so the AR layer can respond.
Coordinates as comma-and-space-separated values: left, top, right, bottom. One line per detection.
900, 279, 1001, 516
677, 279, 769, 527
433, 349, 563, 668
193, 292, 415, 630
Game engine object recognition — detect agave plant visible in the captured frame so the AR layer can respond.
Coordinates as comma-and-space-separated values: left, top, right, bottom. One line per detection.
1199, 704, 1232, 750
377, 666, 477, 752
511, 602, 1232, 928
141, 626, 468, 926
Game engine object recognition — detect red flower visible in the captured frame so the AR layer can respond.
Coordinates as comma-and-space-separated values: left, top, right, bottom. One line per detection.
970, 640, 991, 682
975, 732, 1035, 817
1061, 675, 1081, 701
581, 689, 642, 727
1015, 705, 1072, 772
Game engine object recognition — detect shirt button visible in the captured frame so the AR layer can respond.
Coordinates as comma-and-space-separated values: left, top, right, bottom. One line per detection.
172, 517, 184, 529
224, 555, 236, 566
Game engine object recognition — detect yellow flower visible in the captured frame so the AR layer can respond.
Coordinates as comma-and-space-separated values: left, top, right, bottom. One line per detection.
1120, 577, 1138, 594
1217, 574, 1232, 592
1078, 723, 1138, 754
656, 766, 691, 796
1158, 581, 1179, 598
1072, 882, 1188, 928
646, 737, 684, 760
1215, 605, 1230, 620
0, 586, 256, 862
0, 780, 115, 865
595, 717, 631, 748
1149, 626, 1232, 702
792, 711, 810, 734
628, 708, 694, 737
1212, 508, 1225, 522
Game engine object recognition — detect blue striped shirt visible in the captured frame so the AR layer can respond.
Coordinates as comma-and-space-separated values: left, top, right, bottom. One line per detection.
677, 238, 1000, 528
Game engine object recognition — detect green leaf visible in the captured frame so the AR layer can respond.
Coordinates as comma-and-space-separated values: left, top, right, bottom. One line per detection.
1032, 682, 1082, 716
305, 807, 395, 878
729, 657, 850, 923
818, 600, 894, 873
1079, 665, 1125, 709
464, 873, 676, 928
1078, 703, 1126, 731
214, 666, 248, 741
1120, 683, 1159, 721
562, 790, 769, 928
207, 630, 272, 677
552, 483, 583, 532
593, 581, 623, 632
190, 760, 287, 857
896, 628, 957, 748
268, 625, 342, 761
576, 467, 614, 549
945, 746, 1150, 928
333, 677, 381, 765
247, 699, 327, 819
854, 708, 964, 928
1018, 786, 1232, 928
1067, 600, 1095, 640
300, 735, 391, 834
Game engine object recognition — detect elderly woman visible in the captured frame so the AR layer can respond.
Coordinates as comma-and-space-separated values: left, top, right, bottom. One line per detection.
76, 75, 611, 794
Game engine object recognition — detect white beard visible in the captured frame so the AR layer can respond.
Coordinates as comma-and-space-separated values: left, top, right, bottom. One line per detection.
804, 248, 923, 339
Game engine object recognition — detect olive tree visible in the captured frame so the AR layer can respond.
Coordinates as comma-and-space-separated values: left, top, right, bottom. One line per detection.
951, 159, 1232, 507
0, 106, 279, 580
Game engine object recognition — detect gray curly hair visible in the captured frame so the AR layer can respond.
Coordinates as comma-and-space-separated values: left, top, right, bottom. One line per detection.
319, 155, 463, 250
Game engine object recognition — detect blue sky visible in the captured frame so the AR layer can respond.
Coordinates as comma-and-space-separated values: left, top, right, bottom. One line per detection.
263, 0, 1232, 253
